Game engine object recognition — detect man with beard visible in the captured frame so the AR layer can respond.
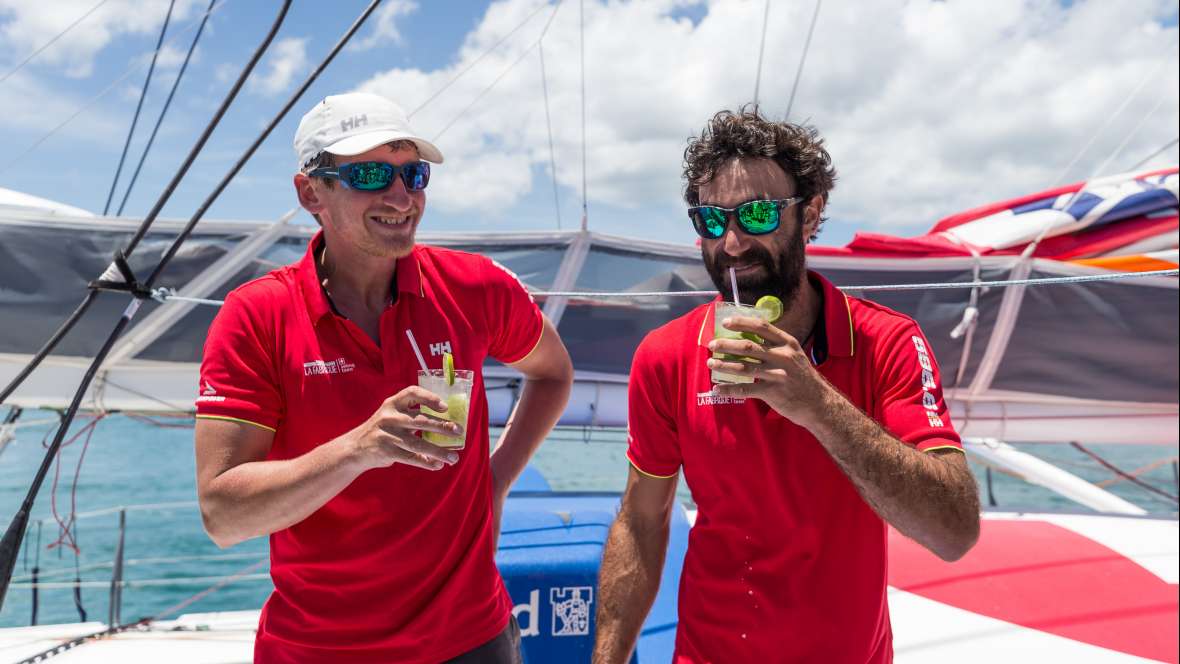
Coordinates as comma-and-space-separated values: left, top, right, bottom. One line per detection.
194, 93, 573, 663
592, 107, 980, 663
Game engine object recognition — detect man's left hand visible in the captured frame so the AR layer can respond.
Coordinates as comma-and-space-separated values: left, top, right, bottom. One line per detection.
707, 315, 833, 427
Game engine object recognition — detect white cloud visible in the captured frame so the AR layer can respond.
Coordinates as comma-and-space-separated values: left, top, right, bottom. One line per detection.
251, 37, 308, 96
352, 0, 1178, 235
0, 0, 205, 78
351, 0, 419, 51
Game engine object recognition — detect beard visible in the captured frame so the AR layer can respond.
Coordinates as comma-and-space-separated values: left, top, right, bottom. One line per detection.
703, 220, 807, 307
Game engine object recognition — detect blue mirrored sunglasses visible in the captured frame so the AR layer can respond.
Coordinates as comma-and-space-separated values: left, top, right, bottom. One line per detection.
309, 160, 430, 192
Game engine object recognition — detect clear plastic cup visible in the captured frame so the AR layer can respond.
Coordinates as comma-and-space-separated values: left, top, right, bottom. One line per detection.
711, 301, 774, 384
417, 369, 473, 448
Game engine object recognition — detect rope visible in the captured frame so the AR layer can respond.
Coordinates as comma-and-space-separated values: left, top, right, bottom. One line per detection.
1070, 442, 1179, 504
150, 268, 1180, 307
539, 41, 562, 229
785, 0, 822, 120
752, 0, 771, 106
103, 0, 177, 215
11, 570, 270, 590
115, 0, 216, 216
1097, 455, 1180, 488
0, 0, 113, 85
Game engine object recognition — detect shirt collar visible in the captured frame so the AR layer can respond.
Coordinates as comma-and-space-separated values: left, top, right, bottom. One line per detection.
696, 269, 854, 358
296, 230, 425, 323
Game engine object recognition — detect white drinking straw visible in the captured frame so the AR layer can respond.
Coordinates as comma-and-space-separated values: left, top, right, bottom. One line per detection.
728, 267, 740, 306
404, 329, 430, 372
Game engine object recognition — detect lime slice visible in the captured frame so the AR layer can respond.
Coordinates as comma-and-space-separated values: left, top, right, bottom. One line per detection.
443, 352, 455, 386
755, 295, 783, 323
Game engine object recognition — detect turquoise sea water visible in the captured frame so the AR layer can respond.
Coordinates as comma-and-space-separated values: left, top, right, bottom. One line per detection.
0, 411, 1176, 629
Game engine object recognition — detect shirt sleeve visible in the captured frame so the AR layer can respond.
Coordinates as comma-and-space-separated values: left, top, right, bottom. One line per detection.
875, 322, 963, 453
195, 287, 283, 432
481, 257, 544, 364
625, 333, 682, 478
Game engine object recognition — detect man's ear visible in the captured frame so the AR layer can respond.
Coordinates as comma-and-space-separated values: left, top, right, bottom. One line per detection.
294, 173, 326, 215
802, 195, 824, 241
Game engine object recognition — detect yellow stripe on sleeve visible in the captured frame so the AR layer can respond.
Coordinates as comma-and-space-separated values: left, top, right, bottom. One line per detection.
923, 444, 965, 455
195, 414, 277, 433
627, 457, 678, 479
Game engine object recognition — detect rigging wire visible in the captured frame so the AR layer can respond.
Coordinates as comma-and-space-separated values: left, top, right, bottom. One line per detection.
153, 268, 1180, 307
1048, 57, 1170, 188
784, 0, 822, 120
1128, 136, 1179, 171
116, 0, 217, 217
430, 0, 564, 142
0, 0, 112, 85
1025, 57, 1173, 255
0, 0, 299, 613
539, 41, 562, 229
102, 0, 177, 216
0, 0, 233, 178
752, 0, 771, 107
1070, 442, 1179, 504
579, 0, 588, 231
407, 1, 552, 119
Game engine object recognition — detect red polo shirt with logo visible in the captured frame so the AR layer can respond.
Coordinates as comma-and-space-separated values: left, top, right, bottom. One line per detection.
196, 232, 543, 663
626, 271, 962, 663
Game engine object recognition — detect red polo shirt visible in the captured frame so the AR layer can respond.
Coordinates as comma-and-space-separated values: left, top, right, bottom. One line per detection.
626, 271, 962, 663
196, 232, 543, 663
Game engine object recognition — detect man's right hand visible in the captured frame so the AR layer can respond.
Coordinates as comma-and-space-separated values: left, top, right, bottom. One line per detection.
348, 386, 464, 471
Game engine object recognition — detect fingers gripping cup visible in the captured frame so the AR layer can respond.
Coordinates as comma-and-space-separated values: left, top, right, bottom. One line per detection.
418, 353, 473, 448
711, 296, 781, 385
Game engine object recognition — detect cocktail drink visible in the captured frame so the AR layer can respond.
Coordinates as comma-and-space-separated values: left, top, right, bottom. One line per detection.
417, 369, 473, 448
711, 301, 775, 384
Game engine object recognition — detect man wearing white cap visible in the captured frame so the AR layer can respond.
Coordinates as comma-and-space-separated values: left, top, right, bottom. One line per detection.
194, 92, 573, 663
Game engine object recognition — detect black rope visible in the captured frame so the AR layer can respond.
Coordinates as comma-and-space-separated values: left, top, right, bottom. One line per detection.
115, 0, 215, 217
1070, 442, 1179, 504
0, 0, 295, 613
102, 0, 176, 215
144, 0, 383, 290
985, 466, 997, 507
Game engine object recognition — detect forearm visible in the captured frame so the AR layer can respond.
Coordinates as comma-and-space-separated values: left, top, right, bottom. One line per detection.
490, 374, 571, 487
593, 516, 669, 664
804, 388, 980, 561
200, 435, 364, 547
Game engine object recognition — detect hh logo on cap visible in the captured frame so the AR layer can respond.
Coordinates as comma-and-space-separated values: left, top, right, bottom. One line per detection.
341, 114, 368, 132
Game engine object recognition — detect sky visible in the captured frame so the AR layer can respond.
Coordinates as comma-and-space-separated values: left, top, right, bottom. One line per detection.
0, 0, 1177, 248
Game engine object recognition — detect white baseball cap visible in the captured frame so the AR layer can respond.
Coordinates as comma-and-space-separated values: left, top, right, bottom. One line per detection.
294, 92, 444, 169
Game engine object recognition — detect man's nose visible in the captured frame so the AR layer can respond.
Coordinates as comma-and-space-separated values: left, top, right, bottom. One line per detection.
721, 226, 748, 256
379, 177, 414, 210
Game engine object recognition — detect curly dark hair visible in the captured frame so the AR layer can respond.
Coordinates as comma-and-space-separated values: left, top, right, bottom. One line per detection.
683, 105, 837, 240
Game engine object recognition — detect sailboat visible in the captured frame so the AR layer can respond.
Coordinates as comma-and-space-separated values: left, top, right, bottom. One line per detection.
0, 165, 1176, 661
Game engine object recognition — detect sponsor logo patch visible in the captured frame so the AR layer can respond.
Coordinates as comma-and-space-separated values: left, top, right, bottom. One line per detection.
696, 389, 745, 406
911, 335, 944, 427
196, 380, 225, 403
303, 357, 356, 376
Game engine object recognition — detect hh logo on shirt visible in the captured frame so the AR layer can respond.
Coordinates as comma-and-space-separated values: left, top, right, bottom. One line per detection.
303, 357, 356, 376
429, 341, 452, 356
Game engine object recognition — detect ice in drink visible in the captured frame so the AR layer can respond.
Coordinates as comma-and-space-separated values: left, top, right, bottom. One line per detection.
417, 369, 473, 448
711, 301, 775, 385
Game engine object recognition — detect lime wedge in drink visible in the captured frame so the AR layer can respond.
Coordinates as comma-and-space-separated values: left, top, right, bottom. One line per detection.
443, 351, 455, 386
754, 295, 783, 323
